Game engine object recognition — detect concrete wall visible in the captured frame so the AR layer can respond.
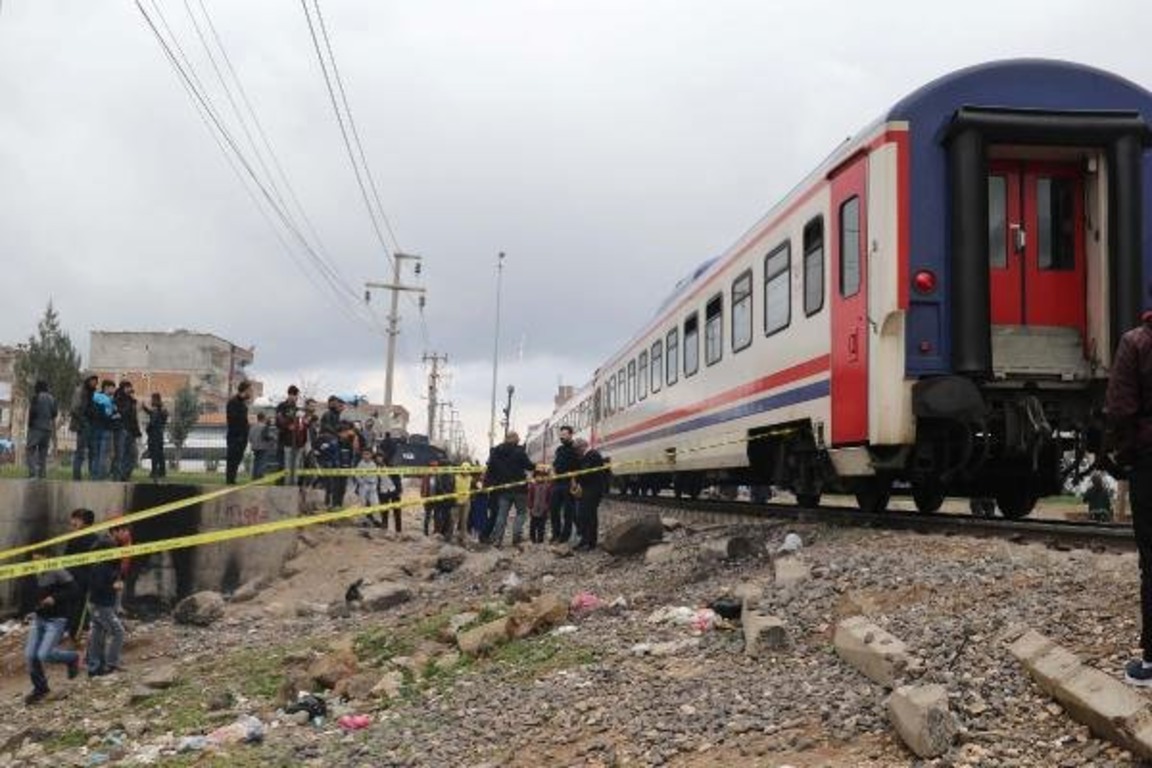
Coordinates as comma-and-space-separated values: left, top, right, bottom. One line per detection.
0, 480, 301, 616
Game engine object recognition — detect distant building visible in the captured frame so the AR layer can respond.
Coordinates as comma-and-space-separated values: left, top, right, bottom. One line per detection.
88, 330, 263, 469
554, 384, 575, 409
0, 345, 16, 440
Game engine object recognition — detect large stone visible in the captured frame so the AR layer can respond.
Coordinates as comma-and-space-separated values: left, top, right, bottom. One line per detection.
456, 617, 511, 657
774, 556, 811, 587
173, 591, 226, 627
601, 515, 664, 556
333, 671, 381, 702
461, 550, 504, 576
229, 576, 270, 604
436, 545, 468, 573
142, 665, 179, 690
1009, 629, 1152, 758
307, 649, 359, 690
834, 616, 915, 687
743, 612, 788, 658
701, 536, 761, 561
644, 543, 677, 565
733, 581, 765, 613
361, 582, 413, 612
507, 593, 568, 639
888, 684, 958, 758
370, 670, 405, 700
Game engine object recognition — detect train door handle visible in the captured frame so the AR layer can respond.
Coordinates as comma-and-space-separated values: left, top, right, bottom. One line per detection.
1010, 224, 1026, 253
848, 332, 858, 357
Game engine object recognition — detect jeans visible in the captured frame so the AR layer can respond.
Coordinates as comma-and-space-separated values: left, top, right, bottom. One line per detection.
25, 616, 77, 693
550, 483, 578, 542
114, 433, 138, 482
1130, 457, 1152, 660
72, 425, 90, 480
26, 428, 50, 478
491, 492, 529, 546
280, 446, 303, 485
87, 605, 125, 674
90, 430, 112, 481
252, 450, 268, 480
577, 492, 603, 547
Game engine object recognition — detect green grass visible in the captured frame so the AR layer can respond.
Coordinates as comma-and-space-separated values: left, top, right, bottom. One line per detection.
353, 628, 415, 667
487, 635, 599, 681
43, 728, 89, 750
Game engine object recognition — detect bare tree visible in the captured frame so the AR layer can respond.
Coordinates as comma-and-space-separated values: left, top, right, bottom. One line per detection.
170, 386, 200, 469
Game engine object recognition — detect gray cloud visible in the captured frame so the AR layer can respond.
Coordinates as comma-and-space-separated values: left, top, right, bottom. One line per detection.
1, 0, 1148, 449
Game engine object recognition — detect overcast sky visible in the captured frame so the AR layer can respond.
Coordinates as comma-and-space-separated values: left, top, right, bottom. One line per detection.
1, 0, 1149, 455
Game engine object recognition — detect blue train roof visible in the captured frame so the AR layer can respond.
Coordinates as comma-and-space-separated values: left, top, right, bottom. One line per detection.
887, 58, 1152, 132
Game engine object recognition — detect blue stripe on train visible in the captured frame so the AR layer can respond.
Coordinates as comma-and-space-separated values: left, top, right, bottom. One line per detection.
602, 379, 831, 452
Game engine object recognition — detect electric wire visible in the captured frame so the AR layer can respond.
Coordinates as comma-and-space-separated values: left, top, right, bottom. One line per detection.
136, 0, 381, 333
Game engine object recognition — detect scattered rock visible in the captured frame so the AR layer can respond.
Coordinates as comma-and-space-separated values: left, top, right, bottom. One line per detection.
436, 545, 468, 573
773, 557, 810, 587
743, 612, 788, 657
507, 593, 568, 639
888, 684, 958, 758
360, 582, 413, 612
370, 671, 405, 700
457, 617, 511, 657
308, 649, 359, 690
334, 671, 382, 702
602, 515, 664, 556
142, 665, 178, 690
229, 576, 271, 604
644, 543, 677, 565
834, 616, 916, 687
172, 591, 226, 627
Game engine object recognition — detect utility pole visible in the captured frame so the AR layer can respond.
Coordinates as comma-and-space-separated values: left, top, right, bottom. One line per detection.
488, 252, 506, 450
437, 399, 453, 446
365, 252, 424, 434
423, 352, 447, 443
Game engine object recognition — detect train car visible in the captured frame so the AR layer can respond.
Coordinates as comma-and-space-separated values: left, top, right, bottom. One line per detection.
556, 59, 1152, 518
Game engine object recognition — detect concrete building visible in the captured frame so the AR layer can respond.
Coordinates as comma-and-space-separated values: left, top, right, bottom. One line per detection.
88, 330, 262, 470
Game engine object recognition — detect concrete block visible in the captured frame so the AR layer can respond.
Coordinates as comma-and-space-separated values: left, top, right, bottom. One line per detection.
644, 543, 677, 565
743, 612, 787, 657
774, 556, 810, 587
834, 616, 914, 687
888, 684, 957, 758
1010, 629, 1152, 759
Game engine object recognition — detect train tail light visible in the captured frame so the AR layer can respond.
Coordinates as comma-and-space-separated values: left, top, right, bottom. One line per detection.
913, 269, 937, 295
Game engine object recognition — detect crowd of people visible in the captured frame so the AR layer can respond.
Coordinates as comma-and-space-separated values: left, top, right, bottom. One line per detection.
59, 374, 167, 483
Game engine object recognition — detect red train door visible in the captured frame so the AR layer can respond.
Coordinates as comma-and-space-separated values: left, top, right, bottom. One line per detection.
988, 162, 1086, 333
830, 156, 869, 445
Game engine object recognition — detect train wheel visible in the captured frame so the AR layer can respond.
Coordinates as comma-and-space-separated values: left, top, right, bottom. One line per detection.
855, 478, 892, 514
796, 492, 820, 508
995, 489, 1037, 520
912, 486, 945, 514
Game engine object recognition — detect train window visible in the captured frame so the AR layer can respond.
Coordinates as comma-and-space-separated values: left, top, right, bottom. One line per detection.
618, 366, 626, 409
988, 177, 1007, 269
803, 217, 824, 316
1037, 178, 1076, 271
638, 351, 649, 400
651, 341, 663, 393
666, 328, 679, 386
684, 313, 699, 377
628, 360, 636, 406
607, 375, 615, 414
732, 271, 752, 352
705, 294, 723, 366
594, 388, 602, 423
840, 196, 861, 297
764, 241, 791, 336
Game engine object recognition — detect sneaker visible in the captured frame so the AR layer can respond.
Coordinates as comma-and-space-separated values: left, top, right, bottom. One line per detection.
1124, 658, 1152, 687
23, 689, 48, 705
67, 659, 80, 680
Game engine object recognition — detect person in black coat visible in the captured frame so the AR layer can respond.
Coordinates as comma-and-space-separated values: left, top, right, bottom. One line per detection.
549, 426, 580, 543
483, 431, 536, 546
225, 381, 252, 485
574, 439, 609, 551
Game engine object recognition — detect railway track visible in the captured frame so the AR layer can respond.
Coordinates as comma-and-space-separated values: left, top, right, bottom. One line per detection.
612, 493, 1137, 552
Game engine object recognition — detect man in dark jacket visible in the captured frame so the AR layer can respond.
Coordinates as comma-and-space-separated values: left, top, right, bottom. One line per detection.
574, 439, 609, 551
225, 381, 252, 485
24, 556, 80, 704
484, 431, 536, 547
112, 381, 141, 482
275, 385, 307, 485
318, 396, 354, 508
85, 534, 126, 677
549, 426, 580, 543
25, 380, 57, 479
63, 508, 97, 641
1107, 311, 1152, 686
69, 374, 98, 480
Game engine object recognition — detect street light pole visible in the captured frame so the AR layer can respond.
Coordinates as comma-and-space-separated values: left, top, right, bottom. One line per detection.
488, 252, 505, 450
502, 384, 515, 439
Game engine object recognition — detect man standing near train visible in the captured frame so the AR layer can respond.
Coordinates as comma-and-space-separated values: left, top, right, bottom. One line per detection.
549, 425, 580, 544
1106, 311, 1152, 686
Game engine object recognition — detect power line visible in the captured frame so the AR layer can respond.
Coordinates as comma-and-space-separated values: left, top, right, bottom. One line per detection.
136, 0, 382, 333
